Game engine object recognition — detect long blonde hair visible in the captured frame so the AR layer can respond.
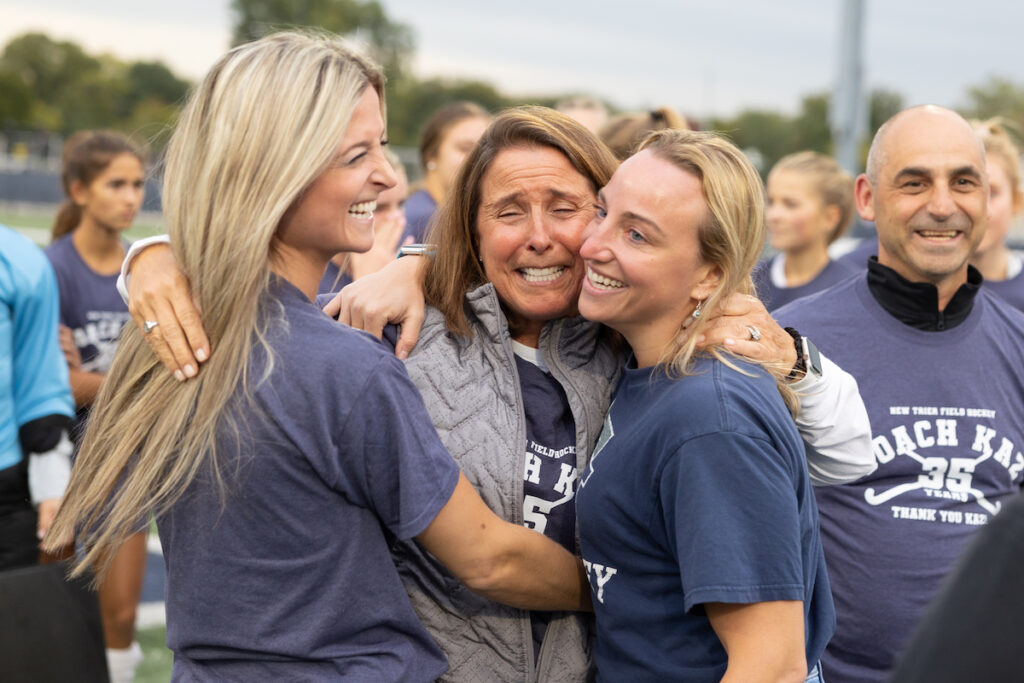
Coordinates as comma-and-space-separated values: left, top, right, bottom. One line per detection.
45, 32, 385, 580
972, 117, 1023, 212
769, 151, 855, 245
640, 129, 797, 413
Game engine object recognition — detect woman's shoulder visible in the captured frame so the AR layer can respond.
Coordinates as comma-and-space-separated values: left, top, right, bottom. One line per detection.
664, 356, 787, 432
272, 285, 400, 375
43, 233, 75, 264
404, 189, 436, 219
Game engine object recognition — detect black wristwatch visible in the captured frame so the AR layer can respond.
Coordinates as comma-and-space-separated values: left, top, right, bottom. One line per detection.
784, 327, 822, 381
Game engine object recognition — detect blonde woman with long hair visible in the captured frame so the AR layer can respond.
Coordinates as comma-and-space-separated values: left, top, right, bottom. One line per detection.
576, 130, 833, 682
45, 32, 588, 681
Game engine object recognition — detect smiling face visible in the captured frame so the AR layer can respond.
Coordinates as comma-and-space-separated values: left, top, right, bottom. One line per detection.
71, 152, 145, 234
276, 87, 397, 263
578, 149, 720, 366
475, 144, 596, 345
766, 170, 837, 254
858, 108, 988, 302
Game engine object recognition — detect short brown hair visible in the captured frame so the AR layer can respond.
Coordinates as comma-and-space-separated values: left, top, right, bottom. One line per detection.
424, 106, 619, 335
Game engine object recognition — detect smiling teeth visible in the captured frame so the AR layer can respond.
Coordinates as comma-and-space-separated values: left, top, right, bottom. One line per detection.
521, 266, 565, 282
349, 201, 376, 218
587, 268, 624, 289
919, 230, 957, 238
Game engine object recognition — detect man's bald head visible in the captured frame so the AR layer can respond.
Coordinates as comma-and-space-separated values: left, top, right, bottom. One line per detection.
864, 105, 984, 185
855, 104, 989, 309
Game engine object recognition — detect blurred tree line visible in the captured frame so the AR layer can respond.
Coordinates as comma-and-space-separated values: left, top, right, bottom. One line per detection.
0, 33, 189, 146
2, 0, 1023, 168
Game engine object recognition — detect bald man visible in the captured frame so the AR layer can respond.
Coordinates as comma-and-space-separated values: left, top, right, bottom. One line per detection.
775, 106, 1024, 683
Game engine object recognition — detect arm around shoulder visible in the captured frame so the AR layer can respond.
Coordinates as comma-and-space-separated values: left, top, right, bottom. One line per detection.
791, 352, 876, 486
117, 234, 211, 378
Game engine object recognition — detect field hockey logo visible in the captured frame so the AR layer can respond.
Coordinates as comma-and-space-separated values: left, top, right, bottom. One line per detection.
863, 404, 1023, 524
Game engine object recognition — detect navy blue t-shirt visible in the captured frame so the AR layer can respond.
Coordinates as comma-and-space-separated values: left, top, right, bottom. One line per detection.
317, 259, 353, 296
576, 356, 834, 682
513, 343, 578, 658
402, 188, 438, 243
45, 234, 131, 441
983, 256, 1024, 312
159, 278, 459, 682
44, 234, 130, 374
836, 237, 877, 269
776, 276, 1024, 683
753, 254, 860, 312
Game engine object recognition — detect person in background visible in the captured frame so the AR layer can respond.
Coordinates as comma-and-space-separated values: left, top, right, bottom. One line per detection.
968, 118, 1024, 310
404, 101, 490, 242
319, 147, 411, 293
775, 105, 1024, 683
598, 106, 689, 161
555, 95, 609, 134
0, 225, 75, 571
45, 33, 590, 681
44, 130, 148, 683
754, 151, 860, 311
576, 128, 832, 683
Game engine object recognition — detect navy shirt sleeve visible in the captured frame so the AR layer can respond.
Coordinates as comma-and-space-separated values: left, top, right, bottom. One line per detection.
660, 431, 806, 612
315, 351, 460, 541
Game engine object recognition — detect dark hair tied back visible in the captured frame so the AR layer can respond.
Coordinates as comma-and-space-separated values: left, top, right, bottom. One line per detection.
52, 131, 146, 241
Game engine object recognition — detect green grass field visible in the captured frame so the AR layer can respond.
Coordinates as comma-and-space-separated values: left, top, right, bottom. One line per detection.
1, 205, 164, 245
137, 625, 173, 681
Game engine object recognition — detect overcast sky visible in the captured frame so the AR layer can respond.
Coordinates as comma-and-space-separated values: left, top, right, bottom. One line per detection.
3, 0, 1020, 118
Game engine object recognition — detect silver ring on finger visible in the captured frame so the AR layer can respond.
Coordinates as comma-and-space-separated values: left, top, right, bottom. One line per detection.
144, 320, 159, 335
746, 325, 761, 342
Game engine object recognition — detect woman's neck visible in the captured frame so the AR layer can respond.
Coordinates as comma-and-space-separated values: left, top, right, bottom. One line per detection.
269, 242, 331, 302
971, 246, 1010, 282
423, 172, 446, 204
781, 245, 830, 287
72, 221, 126, 276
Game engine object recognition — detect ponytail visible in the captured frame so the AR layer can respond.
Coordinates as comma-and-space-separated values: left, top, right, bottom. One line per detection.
52, 131, 146, 240
51, 200, 82, 240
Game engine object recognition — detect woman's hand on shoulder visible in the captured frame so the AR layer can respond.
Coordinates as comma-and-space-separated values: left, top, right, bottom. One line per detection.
323, 254, 427, 360
695, 294, 797, 373
127, 243, 210, 380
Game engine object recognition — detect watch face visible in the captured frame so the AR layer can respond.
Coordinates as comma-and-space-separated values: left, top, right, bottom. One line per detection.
803, 337, 823, 377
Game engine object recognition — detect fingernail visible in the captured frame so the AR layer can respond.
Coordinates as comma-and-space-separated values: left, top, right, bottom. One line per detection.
196, 348, 207, 362
174, 370, 185, 382
724, 338, 736, 346
397, 349, 409, 360
696, 334, 705, 344
184, 364, 196, 378
37, 530, 44, 540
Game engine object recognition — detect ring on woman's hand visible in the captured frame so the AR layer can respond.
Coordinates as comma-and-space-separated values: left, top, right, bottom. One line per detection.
144, 320, 159, 335
746, 325, 762, 342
